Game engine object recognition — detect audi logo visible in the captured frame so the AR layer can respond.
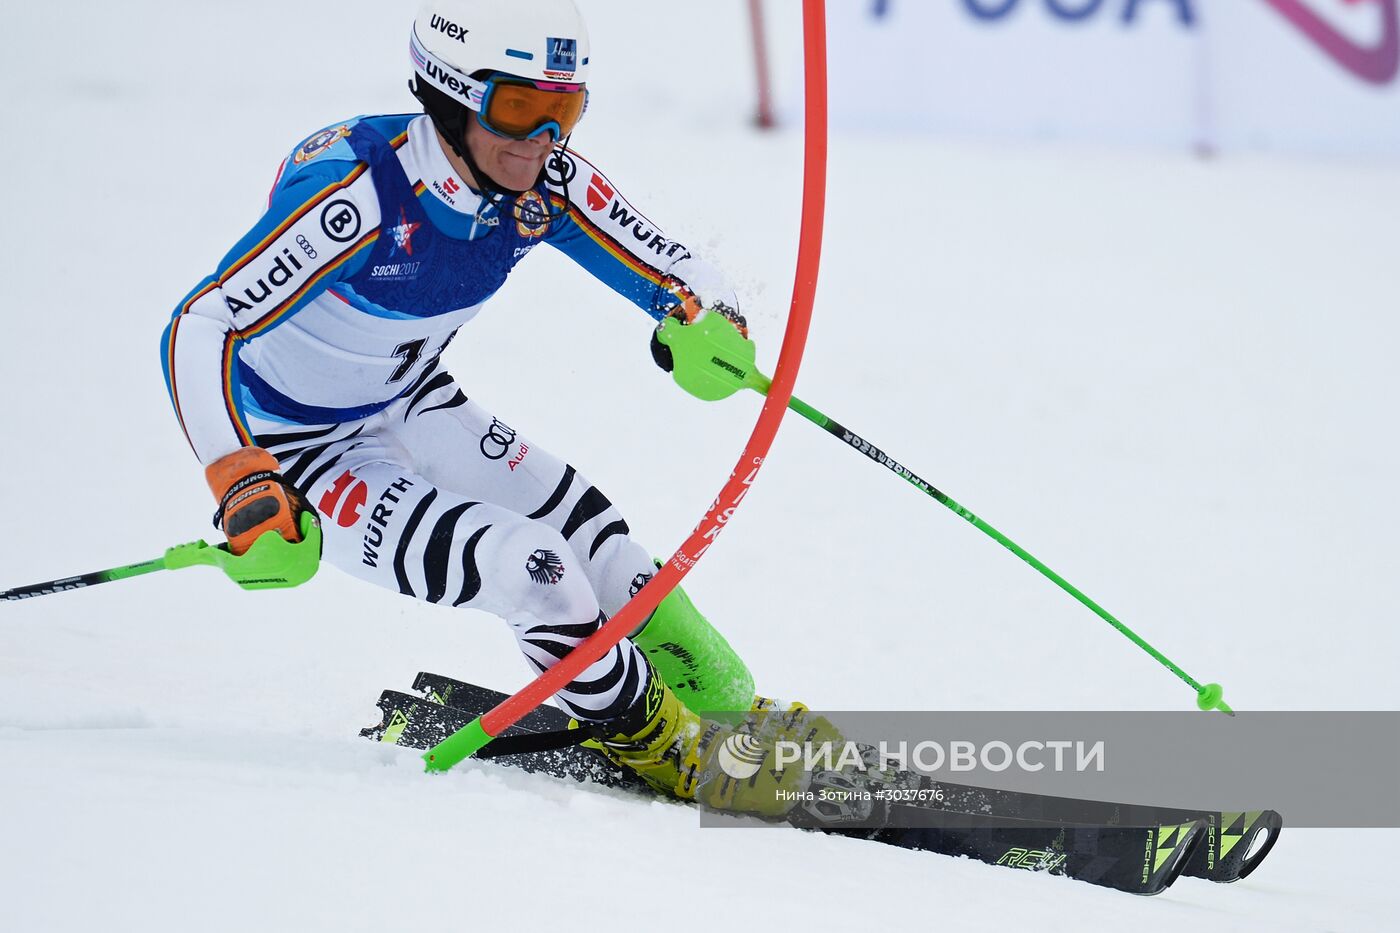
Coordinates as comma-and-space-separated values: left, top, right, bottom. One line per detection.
480, 418, 518, 460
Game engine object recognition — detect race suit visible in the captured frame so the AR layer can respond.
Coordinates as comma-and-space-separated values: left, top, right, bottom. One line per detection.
160, 113, 737, 723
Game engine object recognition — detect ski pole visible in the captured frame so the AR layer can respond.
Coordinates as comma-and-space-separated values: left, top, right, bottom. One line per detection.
655, 322, 1233, 715
1, 514, 322, 601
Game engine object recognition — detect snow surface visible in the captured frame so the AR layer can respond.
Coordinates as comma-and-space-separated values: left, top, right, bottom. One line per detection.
2, 1, 1397, 930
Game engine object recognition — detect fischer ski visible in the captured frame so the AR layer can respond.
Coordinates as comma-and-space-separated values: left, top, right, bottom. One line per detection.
402, 672, 1280, 885
359, 674, 1272, 896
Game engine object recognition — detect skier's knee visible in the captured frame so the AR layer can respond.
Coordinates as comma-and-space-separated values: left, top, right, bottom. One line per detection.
586, 533, 657, 617
490, 521, 599, 624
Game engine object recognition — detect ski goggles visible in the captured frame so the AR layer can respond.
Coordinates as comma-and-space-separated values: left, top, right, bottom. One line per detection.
473, 74, 588, 141
411, 29, 587, 141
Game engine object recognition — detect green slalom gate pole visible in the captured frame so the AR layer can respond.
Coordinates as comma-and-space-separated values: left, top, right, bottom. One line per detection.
655, 317, 1233, 715
1, 513, 322, 602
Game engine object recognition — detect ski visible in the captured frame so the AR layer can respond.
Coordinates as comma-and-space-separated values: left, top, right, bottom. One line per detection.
361, 676, 1224, 895
405, 671, 1279, 884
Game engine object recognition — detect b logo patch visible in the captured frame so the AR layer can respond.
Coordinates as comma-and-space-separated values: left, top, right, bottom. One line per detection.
320, 199, 362, 243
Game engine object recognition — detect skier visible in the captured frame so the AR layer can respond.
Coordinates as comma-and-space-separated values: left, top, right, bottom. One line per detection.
160, 0, 817, 815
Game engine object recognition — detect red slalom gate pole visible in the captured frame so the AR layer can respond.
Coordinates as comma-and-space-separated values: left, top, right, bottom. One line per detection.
423, 0, 829, 772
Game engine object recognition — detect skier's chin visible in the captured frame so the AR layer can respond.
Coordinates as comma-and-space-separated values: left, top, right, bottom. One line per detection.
488, 151, 547, 192
463, 121, 551, 193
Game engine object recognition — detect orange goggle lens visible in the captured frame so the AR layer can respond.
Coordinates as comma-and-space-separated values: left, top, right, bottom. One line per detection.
482, 80, 587, 140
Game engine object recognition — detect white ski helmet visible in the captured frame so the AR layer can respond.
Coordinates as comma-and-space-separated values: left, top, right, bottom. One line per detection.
412, 0, 590, 92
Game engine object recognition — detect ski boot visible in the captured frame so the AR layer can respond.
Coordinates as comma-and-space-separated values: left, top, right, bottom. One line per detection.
629, 578, 755, 713
596, 671, 843, 819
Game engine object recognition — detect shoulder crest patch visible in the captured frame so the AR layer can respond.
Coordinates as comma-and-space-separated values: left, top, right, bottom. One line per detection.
293, 125, 353, 165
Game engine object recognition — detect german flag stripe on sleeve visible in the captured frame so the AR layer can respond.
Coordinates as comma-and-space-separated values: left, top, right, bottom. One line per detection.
221, 332, 255, 448
164, 314, 195, 451
165, 278, 224, 451
233, 231, 378, 341
220, 168, 380, 334
220, 163, 369, 284
552, 194, 668, 288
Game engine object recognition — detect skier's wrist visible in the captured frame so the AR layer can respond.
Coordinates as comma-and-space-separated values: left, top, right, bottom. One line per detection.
205, 446, 317, 556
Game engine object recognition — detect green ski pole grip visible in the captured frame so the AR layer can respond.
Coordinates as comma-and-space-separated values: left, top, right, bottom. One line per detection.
657, 314, 767, 401
164, 512, 322, 590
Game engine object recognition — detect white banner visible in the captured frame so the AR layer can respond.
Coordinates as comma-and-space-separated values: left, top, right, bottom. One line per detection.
796, 0, 1400, 155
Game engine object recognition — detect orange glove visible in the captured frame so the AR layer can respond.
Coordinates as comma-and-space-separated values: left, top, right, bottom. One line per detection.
205, 447, 313, 556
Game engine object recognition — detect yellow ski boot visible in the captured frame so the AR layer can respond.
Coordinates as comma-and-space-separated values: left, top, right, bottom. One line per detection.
596, 673, 841, 819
